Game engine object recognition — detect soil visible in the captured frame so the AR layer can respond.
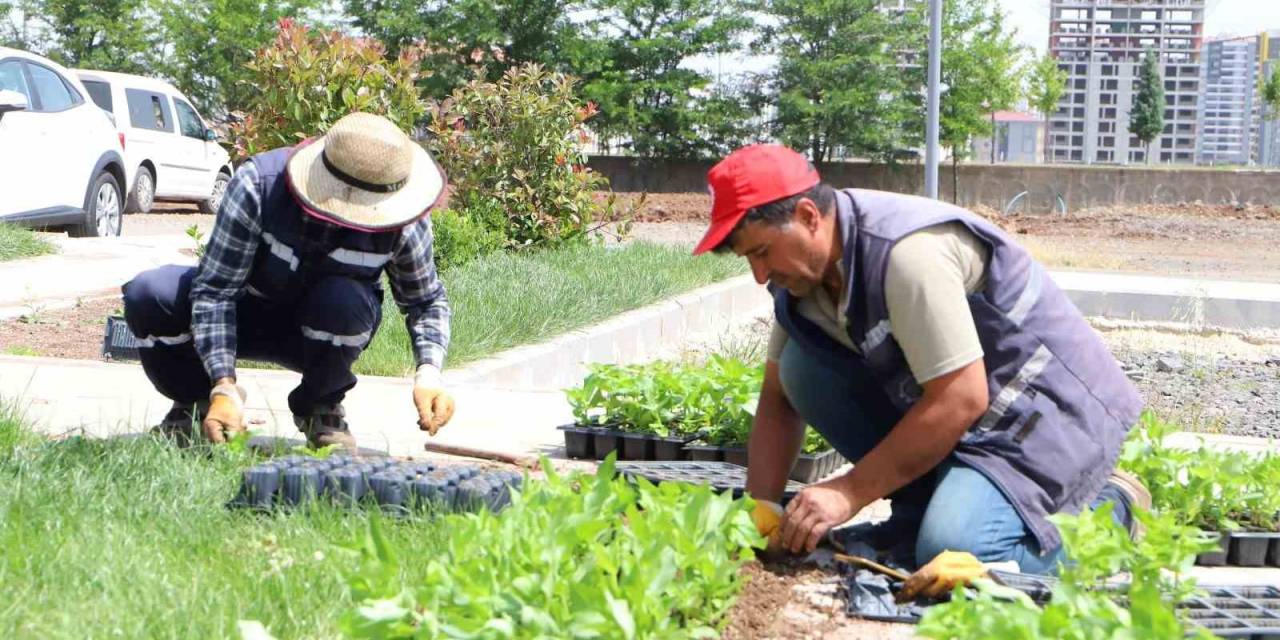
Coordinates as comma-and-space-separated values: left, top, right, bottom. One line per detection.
0, 295, 121, 359
724, 561, 917, 640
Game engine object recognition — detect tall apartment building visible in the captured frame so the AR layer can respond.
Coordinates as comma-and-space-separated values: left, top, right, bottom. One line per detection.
1048, 0, 1205, 165
1196, 36, 1259, 165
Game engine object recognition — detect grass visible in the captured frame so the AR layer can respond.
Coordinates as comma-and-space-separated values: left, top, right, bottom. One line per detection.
0, 223, 55, 263
0, 402, 449, 639
356, 241, 747, 377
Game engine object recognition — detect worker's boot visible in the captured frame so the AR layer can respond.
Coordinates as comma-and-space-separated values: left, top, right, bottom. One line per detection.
151, 400, 209, 447
294, 404, 357, 452
1104, 468, 1153, 540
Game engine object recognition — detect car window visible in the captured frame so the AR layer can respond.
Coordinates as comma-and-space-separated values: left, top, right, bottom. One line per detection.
26, 63, 79, 112
173, 98, 204, 139
0, 60, 31, 102
82, 79, 113, 113
124, 88, 174, 132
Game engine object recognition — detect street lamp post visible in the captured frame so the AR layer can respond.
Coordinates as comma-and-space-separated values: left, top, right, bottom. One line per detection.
925, 0, 942, 199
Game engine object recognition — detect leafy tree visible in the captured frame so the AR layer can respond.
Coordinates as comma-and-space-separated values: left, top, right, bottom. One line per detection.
1026, 52, 1066, 164
1129, 47, 1165, 165
935, 0, 1023, 201
758, 0, 921, 164
36, 0, 154, 72
153, 0, 320, 118
1260, 63, 1280, 165
343, 0, 581, 98
0, 0, 44, 50
574, 0, 752, 159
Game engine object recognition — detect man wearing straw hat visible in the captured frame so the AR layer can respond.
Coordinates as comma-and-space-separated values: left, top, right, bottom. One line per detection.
122, 112, 454, 451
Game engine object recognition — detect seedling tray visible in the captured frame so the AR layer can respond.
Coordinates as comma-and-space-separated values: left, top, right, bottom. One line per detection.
1196, 531, 1280, 568
228, 455, 523, 515
102, 315, 141, 361
682, 443, 846, 484
615, 460, 807, 500
558, 424, 700, 461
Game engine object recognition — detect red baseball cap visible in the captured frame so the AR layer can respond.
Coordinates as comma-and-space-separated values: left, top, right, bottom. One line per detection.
693, 144, 820, 255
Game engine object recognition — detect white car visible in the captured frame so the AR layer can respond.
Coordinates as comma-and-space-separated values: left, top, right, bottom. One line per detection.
0, 47, 127, 237
75, 69, 232, 214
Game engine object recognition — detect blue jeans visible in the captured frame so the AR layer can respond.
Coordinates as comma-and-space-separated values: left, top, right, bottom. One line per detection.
777, 340, 1128, 575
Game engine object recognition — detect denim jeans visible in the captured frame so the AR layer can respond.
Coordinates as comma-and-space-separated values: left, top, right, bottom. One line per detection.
777, 339, 1129, 575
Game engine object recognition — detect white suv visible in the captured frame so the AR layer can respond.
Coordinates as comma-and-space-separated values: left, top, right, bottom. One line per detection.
75, 70, 233, 214
0, 47, 127, 237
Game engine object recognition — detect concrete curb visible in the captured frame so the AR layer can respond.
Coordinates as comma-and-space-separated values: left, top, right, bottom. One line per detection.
442, 274, 770, 390
1052, 271, 1280, 331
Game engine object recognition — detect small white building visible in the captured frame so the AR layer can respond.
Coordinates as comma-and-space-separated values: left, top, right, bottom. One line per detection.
971, 111, 1046, 164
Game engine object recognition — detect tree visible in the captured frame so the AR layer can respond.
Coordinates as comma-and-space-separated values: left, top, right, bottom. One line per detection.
759, 0, 921, 164
154, 0, 321, 118
573, 0, 752, 159
1129, 47, 1165, 165
1260, 64, 1280, 166
344, 0, 581, 98
0, 0, 44, 50
935, 0, 1023, 201
37, 0, 154, 72
1026, 52, 1067, 164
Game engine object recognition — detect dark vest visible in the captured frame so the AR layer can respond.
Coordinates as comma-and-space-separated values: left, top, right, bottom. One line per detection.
774, 189, 1143, 552
243, 147, 400, 304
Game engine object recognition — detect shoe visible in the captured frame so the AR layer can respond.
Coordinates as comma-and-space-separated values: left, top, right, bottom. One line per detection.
293, 404, 357, 452
151, 400, 208, 447
1105, 468, 1152, 540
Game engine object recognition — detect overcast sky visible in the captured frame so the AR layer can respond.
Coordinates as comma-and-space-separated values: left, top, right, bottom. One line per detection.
999, 0, 1280, 55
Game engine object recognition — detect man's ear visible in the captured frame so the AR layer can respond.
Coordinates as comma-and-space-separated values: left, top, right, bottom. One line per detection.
793, 198, 821, 233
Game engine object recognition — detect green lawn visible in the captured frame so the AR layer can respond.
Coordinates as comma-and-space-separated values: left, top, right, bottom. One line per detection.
0, 224, 55, 262
356, 241, 747, 377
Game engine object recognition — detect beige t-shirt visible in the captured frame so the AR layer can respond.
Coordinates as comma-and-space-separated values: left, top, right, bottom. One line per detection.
766, 222, 991, 384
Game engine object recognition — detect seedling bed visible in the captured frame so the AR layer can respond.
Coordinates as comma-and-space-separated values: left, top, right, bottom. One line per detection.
615, 460, 807, 500
558, 424, 700, 461
684, 443, 846, 483
228, 455, 523, 515
1196, 531, 1280, 568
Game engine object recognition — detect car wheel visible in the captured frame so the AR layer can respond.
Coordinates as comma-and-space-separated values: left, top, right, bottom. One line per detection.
127, 166, 155, 214
199, 172, 230, 215
70, 171, 123, 238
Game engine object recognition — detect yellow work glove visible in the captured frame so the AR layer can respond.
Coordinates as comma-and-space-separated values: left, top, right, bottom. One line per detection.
413, 365, 455, 436
751, 500, 785, 550
896, 550, 988, 602
202, 381, 246, 444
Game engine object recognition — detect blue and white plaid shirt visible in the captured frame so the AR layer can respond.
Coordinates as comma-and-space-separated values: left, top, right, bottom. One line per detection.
189, 161, 451, 382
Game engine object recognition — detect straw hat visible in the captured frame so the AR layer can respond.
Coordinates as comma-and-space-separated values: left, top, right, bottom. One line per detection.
286, 112, 446, 231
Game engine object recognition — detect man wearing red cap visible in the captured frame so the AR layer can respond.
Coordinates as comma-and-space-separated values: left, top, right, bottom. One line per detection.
696, 144, 1150, 579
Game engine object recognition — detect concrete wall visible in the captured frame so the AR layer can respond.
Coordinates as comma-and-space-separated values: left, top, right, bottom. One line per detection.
589, 156, 1280, 212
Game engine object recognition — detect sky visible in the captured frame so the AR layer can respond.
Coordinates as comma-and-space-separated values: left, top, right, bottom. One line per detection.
999, 0, 1280, 55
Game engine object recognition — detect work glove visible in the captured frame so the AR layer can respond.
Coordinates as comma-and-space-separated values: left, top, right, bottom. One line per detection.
202, 380, 247, 444
896, 550, 988, 602
751, 500, 785, 551
413, 364, 455, 436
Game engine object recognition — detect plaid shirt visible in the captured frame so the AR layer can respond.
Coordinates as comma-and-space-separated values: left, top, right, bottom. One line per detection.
189, 161, 452, 382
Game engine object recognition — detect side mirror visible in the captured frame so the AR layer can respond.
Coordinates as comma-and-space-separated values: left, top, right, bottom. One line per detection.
0, 89, 28, 118
204, 128, 217, 142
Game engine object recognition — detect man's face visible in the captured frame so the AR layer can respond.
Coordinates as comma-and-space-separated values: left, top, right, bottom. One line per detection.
728, 198, 829, 297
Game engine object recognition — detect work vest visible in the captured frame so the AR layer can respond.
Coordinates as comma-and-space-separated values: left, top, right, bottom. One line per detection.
242, 147, 400, 304
773, 189, 1143, 552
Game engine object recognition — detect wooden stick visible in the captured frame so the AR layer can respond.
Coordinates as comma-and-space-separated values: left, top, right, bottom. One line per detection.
833, 552, 911, 582
422, 441, 539, 469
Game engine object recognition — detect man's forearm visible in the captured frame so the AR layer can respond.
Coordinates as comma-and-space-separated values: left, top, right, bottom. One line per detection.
746, 361, 806, 503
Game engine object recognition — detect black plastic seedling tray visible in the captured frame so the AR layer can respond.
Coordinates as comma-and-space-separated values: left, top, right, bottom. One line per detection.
558, 425, 701, 461
681, 444, 846, 484
102, 315, 141, 361
228, 455, 523, 515
615, 460, 807, 500
1197, 531, 1280, 568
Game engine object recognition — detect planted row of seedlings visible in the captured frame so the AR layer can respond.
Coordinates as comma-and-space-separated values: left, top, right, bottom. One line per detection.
1119, 414, 1280, 569
563, 356, 845, 483
228, 454, 523, 514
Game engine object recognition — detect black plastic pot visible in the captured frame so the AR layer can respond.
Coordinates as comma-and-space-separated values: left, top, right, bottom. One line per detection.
1196, 531, 1231, 566
558, 425, 596, 459
324, 468, 367, 505
722, 447, 749, 467
1232, 532, 1280, 567
685, 445, 723, 462
244, 465, 281, 509
281, 466, 323, 506
593, 431, 622, 460
619, 433, 654, 460
412, 476, 452, 510
369, 472, 410, 511
790, 449, 847, 483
